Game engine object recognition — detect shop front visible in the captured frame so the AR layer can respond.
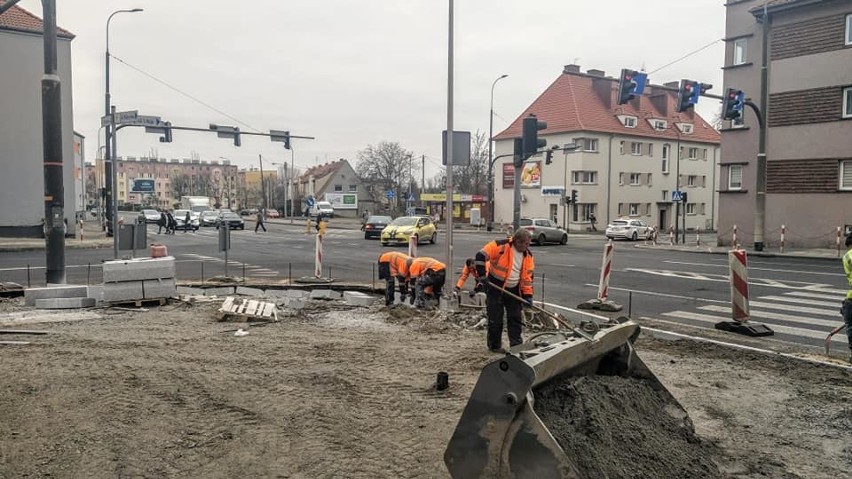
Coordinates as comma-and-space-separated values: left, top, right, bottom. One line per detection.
420, 193, 487, 224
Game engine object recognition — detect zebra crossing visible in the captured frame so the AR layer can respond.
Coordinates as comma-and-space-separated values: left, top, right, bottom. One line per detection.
656, 289, 848, 346
179, 253, 279, 277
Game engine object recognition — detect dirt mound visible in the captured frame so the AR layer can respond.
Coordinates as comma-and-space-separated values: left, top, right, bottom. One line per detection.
535, 373, 725, 479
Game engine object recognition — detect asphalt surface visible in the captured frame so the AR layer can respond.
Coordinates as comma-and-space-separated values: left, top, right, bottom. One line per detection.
0, 220, 848, 353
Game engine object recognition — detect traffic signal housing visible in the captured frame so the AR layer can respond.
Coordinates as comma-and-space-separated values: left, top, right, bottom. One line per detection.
617, 69, 638, 105
160, 122, 173, 143
270, 129, 291, 149
722, 88, 745, 120
570, 189, 578, 204
512, 138, 524, 167
522, 114, 547, 158
676, 80, 702, 113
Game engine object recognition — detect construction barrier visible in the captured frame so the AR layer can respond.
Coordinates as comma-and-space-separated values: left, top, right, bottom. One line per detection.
314, 234, 323, 278
668, 225, 674, 246
696, 227, 701, 247
729, 249, 749, 322
597, 240, 614, 301
780, 224, 786, 253
837, 226, 842, 257
408, 234, 418, 257
732, 224, 738, 248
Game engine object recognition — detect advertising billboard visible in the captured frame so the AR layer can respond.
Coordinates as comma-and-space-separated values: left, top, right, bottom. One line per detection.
325, 192, 357, 209
520, 161, 541, 189
502, 163, 514, 189
129, 179, 155, 194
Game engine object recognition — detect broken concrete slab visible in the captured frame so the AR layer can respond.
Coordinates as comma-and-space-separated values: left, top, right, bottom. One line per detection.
102, 281, 144, 303
204, 286, 236, 297
142, 278, 176, 299
310, 289, 342, 300
34, 297, 96, 309
176, 286, 204, 296
102, 256, 176, 283
344, 291, 378, 307
25, 285, 89, 306
236, 286, 265, 296
87, 285, 104, 302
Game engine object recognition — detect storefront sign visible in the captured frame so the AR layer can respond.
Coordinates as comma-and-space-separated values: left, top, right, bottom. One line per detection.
324, 193, 357, 209
541, 187, 565, 197
520, 161, 541, 189
502, 163, 515, 189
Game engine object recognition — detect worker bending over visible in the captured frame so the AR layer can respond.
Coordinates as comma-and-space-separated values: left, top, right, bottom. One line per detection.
475, 229, 534, 352
454, 258, 489, 293
408, 256, 447, 308
377, 251, 411, 306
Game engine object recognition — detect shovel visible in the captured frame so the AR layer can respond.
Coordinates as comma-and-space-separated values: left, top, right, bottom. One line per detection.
487, 281, 595, 341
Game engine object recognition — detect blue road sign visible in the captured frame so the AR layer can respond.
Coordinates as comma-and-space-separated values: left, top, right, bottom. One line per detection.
406, 192, 416, 202
306, 196, 315, 206
386, 190, 395, 199
733, 90, 745, 112
632, 72, 648, 96
671, 190, 683, 202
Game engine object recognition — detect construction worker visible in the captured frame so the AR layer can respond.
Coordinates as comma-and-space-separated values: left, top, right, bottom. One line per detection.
841, 235, 852, 363
378, 251, 411, 306
408, 256, 447, 308
454, 258, 488, 293
475, 228, 534, 353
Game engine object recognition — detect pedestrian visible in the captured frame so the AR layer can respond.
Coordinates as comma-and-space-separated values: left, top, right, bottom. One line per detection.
408, 256, 446, 308
166, 210, 176, 234
378, 251, 411, 306
157, 211, 167, 234
255, 209, 266, 233
589, 213, 597, 231
454, 257, 488, 293
841, 235, 852, 363
474, 228, 535, 353
183, 210, 191, 233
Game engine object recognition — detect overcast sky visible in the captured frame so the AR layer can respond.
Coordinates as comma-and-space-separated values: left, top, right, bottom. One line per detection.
19, 0, 727, 179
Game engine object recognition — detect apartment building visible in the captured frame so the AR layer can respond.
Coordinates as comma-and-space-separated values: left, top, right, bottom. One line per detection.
493, 65, 720, 233
720, 0, 852, 248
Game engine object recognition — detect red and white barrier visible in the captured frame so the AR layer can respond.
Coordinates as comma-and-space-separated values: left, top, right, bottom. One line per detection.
315, 233, 323, 278
696, 227, 701, 247
597, 240, 614, 301
408, 234, 418, 257
837, 226, 842, 257
780, 224, 786, 253
668, 225, 674, 246
732, 224, 738, 248
729, 249, 749, 323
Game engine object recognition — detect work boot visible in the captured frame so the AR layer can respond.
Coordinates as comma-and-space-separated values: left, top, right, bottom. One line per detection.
488, 347, 506, 354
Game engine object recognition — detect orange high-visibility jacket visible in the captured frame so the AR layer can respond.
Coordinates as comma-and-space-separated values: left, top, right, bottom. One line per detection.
475, 238, 534, 296
456, 262, 489, 289
379, 251, 411, 279
408, 257, 447, 279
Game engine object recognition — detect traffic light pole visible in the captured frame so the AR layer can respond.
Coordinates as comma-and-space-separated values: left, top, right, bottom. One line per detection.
746, 99, 767, 251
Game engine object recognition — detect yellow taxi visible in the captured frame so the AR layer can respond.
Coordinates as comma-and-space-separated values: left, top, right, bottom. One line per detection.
381, 215, 437, 246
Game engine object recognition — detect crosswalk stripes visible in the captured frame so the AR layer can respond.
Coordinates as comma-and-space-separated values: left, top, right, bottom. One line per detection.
180, 254, 279, 277
659, 290, 848, 345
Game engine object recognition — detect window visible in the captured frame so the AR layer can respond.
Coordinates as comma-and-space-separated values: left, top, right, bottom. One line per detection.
729, 165, 743, 190
623, 116, 637, 128
687, 175, 697, 187
572, 171, 598, 184
686, 203, 696, 215
334, 184, 343, 192
349, 184, 357, 192
847, 14, 852, 45
630, 142, 642, 155
733, 38, 747, 65
653, 120, 667, 130
619, 172, 625, 185
844, 87, 852, 119
661, 190, 668, 202
582, 138, 599, 152
677, 123, 694, 134
840, 160, 852, 190
628, 203, 639, 216
647, 143, 653, 156
662, 156, 670, 174
580, 204, 596, 222
629, 173, 641, 185
687, 147, 699, 159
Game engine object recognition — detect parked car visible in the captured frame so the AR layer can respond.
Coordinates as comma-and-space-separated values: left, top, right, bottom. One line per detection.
381, 215, 437, 246
266, 209, 280, 219
520, 218, 567, 245
362, 215, 393, 239
240, 208, 258, 216
309, 201, 335, 218
173, 209, 200, 231
216, 212, 245, 230
199, 210, 220, 227
138, 209, 161, 224
605, 218, 652, 241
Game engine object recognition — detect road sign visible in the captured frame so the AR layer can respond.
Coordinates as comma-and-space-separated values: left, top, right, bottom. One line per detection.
122, 115, 162, 127
406, 192, 416, 202
672, 190, 683, 202
386, 190, 395, 199
101, 110, 138, 127
306, 196, 315, 207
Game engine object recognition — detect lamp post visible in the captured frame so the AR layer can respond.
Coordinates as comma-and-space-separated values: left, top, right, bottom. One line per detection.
105, 8, 142, 258
487, 74, 508, 231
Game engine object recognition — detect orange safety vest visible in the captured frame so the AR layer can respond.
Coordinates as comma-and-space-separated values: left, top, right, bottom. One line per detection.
476, 238, 534, 296
408, 257, 446, 279
379, 251, 411, 279
456, 262, 489, 289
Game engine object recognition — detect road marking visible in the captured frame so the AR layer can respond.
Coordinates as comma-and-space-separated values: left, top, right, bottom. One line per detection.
784, 290, 844, 301
748, 300, 839, 317
757, 295, 838, 308
623, 268, 842, 291
660, 310, 847, 343
663, 260, 843, 277
584, 284, 731, 304
698, 304, 839, 329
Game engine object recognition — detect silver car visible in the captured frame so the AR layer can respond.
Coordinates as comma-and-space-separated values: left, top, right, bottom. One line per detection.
606, 218, 652, 241
520, 218, 568, 245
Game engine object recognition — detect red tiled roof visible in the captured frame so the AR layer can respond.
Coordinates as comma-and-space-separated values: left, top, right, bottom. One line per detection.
0, 1, 74, 39
299, 160, 345, 181
494, 70, 720, 145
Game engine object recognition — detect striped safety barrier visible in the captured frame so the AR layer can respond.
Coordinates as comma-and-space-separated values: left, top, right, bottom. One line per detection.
837, 226, 842, 257
408, 234, 418, 258
314, 233, 323, 278
732, 224, 738, 248
729, 249, 749, 322
780, 224, 786, 253
597, 240, 614, 301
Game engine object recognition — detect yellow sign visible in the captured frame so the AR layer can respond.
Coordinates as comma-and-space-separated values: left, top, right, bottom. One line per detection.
421, 193, 461, 202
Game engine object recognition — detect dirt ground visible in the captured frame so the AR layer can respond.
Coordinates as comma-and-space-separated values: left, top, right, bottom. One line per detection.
0, 295, 850, 479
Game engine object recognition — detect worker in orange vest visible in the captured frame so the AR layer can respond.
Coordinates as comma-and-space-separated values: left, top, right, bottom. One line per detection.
454, 257, 489, 293
475, 228, 535, 352
408, 256, 447, 308
378, 251, 412, 306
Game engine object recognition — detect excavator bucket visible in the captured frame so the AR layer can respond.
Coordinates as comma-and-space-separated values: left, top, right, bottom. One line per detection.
444, 317, 708, 479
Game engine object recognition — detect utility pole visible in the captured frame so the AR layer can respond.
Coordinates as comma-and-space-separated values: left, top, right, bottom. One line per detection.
258, 154, 266, 211
421, 155, 425, 198
445, 0, 455, 294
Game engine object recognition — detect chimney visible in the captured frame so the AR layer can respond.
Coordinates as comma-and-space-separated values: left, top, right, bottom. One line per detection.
563, 64, 581, 74
651, 84, 676, 116
586, 69, 606, 77
592, 77, 612, 110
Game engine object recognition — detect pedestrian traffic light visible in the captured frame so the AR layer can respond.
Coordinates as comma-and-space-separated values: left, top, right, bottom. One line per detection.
160, 122, 173, 143
676, 80, 702, 112
570, 189, 578, 204
512, 137, 524, 167
522, 114, 547, 158
681, 192, 688, 204
545, 149, 553, 165
617, 69, 641, 105
722, 88, 745, 120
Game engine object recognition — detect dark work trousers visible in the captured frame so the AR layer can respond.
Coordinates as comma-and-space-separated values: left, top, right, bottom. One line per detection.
486, 279, 523, 349
416, 270, 446, 306
378, 262, 397, 306
255, 219, 266, 232
842, 299, 852, 350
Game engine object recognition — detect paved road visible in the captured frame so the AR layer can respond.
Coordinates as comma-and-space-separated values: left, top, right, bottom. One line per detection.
0, 222, 848, 352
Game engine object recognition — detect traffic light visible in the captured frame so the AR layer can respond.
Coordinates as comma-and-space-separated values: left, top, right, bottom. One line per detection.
160, 122, 173, 143
570, 189, 578, 204
210, 124, 242, 147
681, 192, 688, 204
522, 114, 547, 158
676, 80, 702, 112
271, 129, 291, 149
722, 88, 745, 120
545, 149, 553, 165
512, 138, 524, 167
617, 69, 637, 105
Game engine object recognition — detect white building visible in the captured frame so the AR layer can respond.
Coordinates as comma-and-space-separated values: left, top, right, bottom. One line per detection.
0, 4, 76, 237
493, 65, 721, 234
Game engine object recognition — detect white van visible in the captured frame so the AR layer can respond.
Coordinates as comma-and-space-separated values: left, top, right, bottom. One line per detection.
310, 201, 335, 218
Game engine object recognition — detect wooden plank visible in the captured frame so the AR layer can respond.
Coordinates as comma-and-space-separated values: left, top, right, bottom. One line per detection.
220, 296, 234, 312
246, 300, 259, 316
0, 341, 30, 345
261, 303, 275, 318
0, 330, 49, 335
236, 300, 248, 314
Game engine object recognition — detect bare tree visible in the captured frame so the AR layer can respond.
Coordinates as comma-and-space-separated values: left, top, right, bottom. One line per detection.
356, 141, 417, 210
170, 172, 190, 199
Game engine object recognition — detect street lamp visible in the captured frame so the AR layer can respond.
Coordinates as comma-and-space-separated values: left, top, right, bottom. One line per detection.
487, 74, 508, 231
105, 7, 142, 258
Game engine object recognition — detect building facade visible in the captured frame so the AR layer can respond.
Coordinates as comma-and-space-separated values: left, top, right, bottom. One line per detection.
493, 65, 720, 233
721, 0, 852, 248
295, 159, 374, 217
0, 4, 77, 237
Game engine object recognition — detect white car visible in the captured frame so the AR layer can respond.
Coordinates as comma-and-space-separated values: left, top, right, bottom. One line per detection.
173, 209, 200, 231
605, 219, 652, 241
310, 201, 335, 218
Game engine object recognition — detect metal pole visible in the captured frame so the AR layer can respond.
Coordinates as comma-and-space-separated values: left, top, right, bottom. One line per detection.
444, 0, 455, 294
200, 260, 204, 283
487, 74, 508, 231
754, 7, 770, 252
41, 0, 65, 284
258, 154, 267, 212
111, 105, 119, 258
290, 147, 295, 223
